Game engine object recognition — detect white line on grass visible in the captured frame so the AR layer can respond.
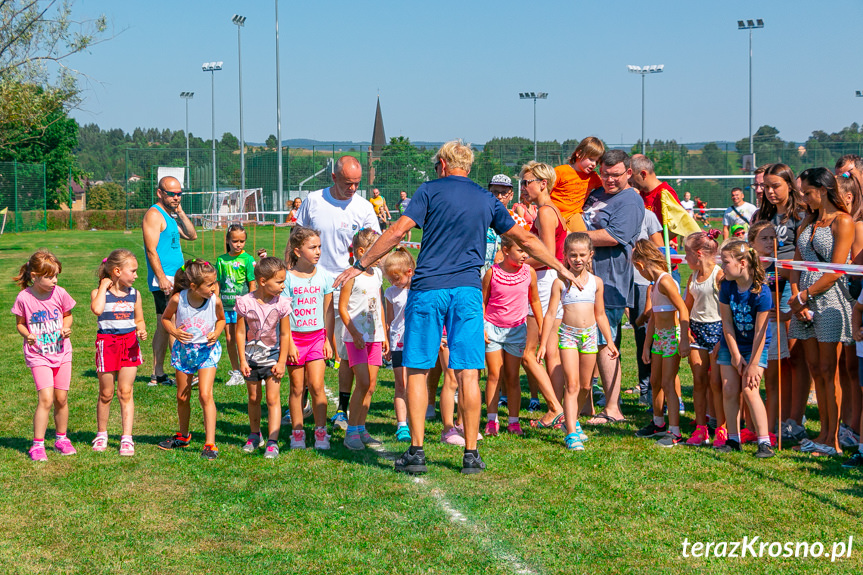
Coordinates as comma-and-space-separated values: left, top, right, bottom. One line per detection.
325, 382, 541, 575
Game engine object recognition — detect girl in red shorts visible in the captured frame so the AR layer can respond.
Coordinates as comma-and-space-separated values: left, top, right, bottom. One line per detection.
91, 249, 147, 456
284, 226, 335, 450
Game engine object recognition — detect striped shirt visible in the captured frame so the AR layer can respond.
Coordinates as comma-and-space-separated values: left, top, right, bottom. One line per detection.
97, 288, 137, 335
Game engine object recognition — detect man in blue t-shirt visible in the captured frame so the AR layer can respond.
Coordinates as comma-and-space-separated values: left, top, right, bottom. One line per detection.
334, 140, 576, 475
582, 149, 644, 425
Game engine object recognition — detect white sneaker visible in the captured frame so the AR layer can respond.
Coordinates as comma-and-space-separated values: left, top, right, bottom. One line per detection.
226, 370, 245, 386
281, 409, 292, 426
290, 430, 306, 449
314, 427, 331, 450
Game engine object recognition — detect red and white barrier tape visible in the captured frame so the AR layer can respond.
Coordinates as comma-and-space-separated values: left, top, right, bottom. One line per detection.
667, 253, 863, 277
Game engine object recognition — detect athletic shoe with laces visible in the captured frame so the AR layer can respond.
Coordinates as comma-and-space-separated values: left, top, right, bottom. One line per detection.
755, 442, 775, 458
685, 425, 711, 447
506, 422, 524, 436
783, 418, 807, 440
678, 399, 685, 415
91, 435, 108, 452
200, 444, 219, 460
302, 402, 313, 420
461, 451, 486, 474
441, 427, 466, 446
564, 433, 585, 451
635, 421, 667, 438
149, 373, 175, 387
290, 430, 306, 449
484, 420, 499, 437
527, 398, 541, 412
657, 433, 684, 447
54, 437, 76, 455
343, 432, 364, 450
498, 396, 507, 408
242, 433, 265, 453
395, 426, 411, 442
157, 432, 191, 450
425, 405, 436, 420
715, 439, 742, 452
29, 445, 47, 462
264, 442, 280, 459
842, 451, 863, 469
838, 425, 860, 449
713, 426, 728, 448
226, 370, 245, 386
739, 428, 758, 444
331, 410, 348, 431
575, 421, 589, 442
361, 431, 383, 447
119, 439, 135, 457
314, 428, 331, 450
394, 448, 427, 474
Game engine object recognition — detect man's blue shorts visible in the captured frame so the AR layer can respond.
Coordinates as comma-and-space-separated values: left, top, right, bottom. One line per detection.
402, 287, 484, 370
597, 307, 625, 347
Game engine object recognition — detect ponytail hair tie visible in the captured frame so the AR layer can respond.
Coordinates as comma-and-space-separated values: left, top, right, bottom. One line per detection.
102, 258, 108, 263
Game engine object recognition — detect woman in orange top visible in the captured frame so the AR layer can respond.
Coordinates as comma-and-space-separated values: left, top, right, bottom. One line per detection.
551, 137, 605, 232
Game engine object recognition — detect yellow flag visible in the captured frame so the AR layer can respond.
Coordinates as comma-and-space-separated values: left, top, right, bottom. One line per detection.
661, 189, 701, 237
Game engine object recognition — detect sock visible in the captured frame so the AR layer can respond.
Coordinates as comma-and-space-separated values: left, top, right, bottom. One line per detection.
757, 435, 770, 445
267, 439, 277, 446
96, 431, 108, 439
653, 416, 666, 427
669, 426, 680, 436
33, 438, 44, 447
315, 426, 327, 433
347, 425, 359, 435
729, 434, 740, 443
338, 392, 350, 413
120, 435, 132, 442
409, 445, 423, 455
465, 449, 479, 457
357, 425, 366, 434
56, 433, 67, 441
508, 417, 519, 424
488, 413, 498, 422
397, 421, 407, 428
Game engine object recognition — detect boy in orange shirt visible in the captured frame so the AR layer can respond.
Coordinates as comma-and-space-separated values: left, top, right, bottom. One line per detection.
550, 136, 605, 232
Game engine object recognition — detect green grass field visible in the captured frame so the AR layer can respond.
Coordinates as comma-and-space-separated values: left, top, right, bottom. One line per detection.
0, 230, 861, 575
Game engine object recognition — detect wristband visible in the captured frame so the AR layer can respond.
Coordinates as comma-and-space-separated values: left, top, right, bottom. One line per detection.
352, 259, 367, 273
797, 291, 806, 305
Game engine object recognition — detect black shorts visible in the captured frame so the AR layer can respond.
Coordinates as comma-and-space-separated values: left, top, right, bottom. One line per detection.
245, 362, 274, 382
152, 290, 168, 315
391, 350, 403, 369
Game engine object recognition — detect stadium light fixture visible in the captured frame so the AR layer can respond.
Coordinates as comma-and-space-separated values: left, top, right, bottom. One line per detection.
275, 0, 284, 221
233, 15, 247, 193
202, 62, 223, 193
628, 65, 664, 154
519, 92, 548, 161
738, 18, 764, 175
180, 92, 194, 188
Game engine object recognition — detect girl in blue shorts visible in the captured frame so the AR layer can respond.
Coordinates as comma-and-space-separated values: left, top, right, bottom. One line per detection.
539, 233, 618, 451
683, 230, 724, 447
157, 259, 226, 460
716, 240, 774, 458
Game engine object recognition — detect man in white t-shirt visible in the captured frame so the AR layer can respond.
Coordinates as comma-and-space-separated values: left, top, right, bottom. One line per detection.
722, 187, 757, 239
294, 155, 380, 429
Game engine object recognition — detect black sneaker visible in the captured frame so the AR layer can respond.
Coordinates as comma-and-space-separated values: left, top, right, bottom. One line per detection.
394, 448, 427, 474
461, 452, 486, 474
842, 452, 863, 469
657, 433, 683, 447
754, 442, 775, 458
715, 439, 742, 452
157, 432, 191, 450
635, 421, 668, 438
200, 444, 219, 460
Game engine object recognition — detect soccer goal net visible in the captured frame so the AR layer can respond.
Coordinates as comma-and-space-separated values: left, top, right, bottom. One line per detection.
183, 188, 263, 230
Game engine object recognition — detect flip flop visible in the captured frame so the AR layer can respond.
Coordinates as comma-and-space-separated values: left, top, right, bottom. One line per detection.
811, 446, 840, 457
587, 413, 626, 425
530, 412, 565, 429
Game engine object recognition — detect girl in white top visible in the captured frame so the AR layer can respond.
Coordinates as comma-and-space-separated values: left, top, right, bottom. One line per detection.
339, 228, 389, 451
632, 240, 691, 447
383, 248, 416, 443
538, 233, 618, 451
683, 229, 725, 447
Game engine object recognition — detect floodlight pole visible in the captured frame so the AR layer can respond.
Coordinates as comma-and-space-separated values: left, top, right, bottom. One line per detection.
180, 92, 194, 189
739, 19, 764, 174
202, 62, 223, 193
275, 0, 284, 222
233, 15, 247, 193
627, 65, 664, 154
519, 92, 548, 161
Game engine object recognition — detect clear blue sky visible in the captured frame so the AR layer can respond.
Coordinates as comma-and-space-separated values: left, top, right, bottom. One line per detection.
66, 0, 863, 146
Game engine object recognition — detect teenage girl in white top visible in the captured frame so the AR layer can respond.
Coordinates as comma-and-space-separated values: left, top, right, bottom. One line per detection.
683, 229, 725, 447
538, 233, 617, 451
632, 240, 691, 447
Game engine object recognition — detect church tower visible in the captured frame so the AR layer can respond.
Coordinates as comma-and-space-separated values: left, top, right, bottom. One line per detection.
368, 96, 386, 185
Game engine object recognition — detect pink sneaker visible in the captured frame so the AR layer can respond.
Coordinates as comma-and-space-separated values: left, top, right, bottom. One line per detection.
29, 445, 47, 462
91, 435, 108, 452
685, 425, 710, 447
119, 438, 135, 457
507, 422, 524, 436
713, 426, 728, 448
740, 428, 758, 444
484, 420, 500, 436
441, 427, 466, 446
54, 437, 77, 456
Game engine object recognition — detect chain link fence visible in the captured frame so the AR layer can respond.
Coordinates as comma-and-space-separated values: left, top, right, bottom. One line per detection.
0, 161, 47, 232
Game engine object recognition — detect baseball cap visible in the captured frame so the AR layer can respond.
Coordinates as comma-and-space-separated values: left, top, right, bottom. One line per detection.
488, 174, 513, 188
730, 224, 747, 236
